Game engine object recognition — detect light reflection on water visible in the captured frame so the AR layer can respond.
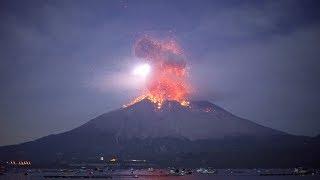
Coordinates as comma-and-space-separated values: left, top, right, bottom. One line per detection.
1, 174, 320, 180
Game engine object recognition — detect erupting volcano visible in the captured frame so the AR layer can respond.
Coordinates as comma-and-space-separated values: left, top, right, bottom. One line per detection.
2, 36, 318, 169
126, 37, 190, 108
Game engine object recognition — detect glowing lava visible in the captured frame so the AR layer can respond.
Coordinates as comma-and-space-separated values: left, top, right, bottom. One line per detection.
125, 36, 190, 109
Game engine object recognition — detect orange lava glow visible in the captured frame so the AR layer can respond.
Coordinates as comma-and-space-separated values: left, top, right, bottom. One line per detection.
125, 37, 190, 108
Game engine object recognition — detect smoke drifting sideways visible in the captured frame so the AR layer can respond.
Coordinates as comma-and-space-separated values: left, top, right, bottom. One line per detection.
126, 37, 190, 108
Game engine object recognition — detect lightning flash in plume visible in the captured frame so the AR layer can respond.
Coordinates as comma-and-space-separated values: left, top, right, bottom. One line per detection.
125, 37, 190, 108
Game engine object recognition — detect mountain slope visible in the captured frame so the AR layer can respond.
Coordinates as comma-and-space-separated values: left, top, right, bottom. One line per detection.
76, 99, 285, 140
0, 99, 319, 167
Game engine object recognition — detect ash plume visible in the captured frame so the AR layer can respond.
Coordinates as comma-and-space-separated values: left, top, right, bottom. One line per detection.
130, 36, 190, 107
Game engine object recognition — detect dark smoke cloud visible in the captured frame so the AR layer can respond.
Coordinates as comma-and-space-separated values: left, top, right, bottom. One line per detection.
134, 37, 186, 69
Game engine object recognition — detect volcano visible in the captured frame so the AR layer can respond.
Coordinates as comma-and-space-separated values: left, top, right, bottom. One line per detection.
80, 99, 284, 140
1, 99, 319, 167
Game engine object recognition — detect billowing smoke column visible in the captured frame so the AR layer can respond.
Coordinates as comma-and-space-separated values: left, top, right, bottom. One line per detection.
128, 37, 190, 108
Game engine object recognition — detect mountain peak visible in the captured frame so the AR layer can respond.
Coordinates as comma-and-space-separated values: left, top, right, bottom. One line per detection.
124, 98, 190, 112
124, 97, 220, 112
79, 98, 286, 141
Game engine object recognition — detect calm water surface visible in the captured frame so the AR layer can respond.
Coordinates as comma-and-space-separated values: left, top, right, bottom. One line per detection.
1, 174, 319, 180
1, 169, 319, 180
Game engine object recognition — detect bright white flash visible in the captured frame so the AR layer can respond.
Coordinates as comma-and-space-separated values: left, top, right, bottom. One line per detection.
133, 63, 151, 77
